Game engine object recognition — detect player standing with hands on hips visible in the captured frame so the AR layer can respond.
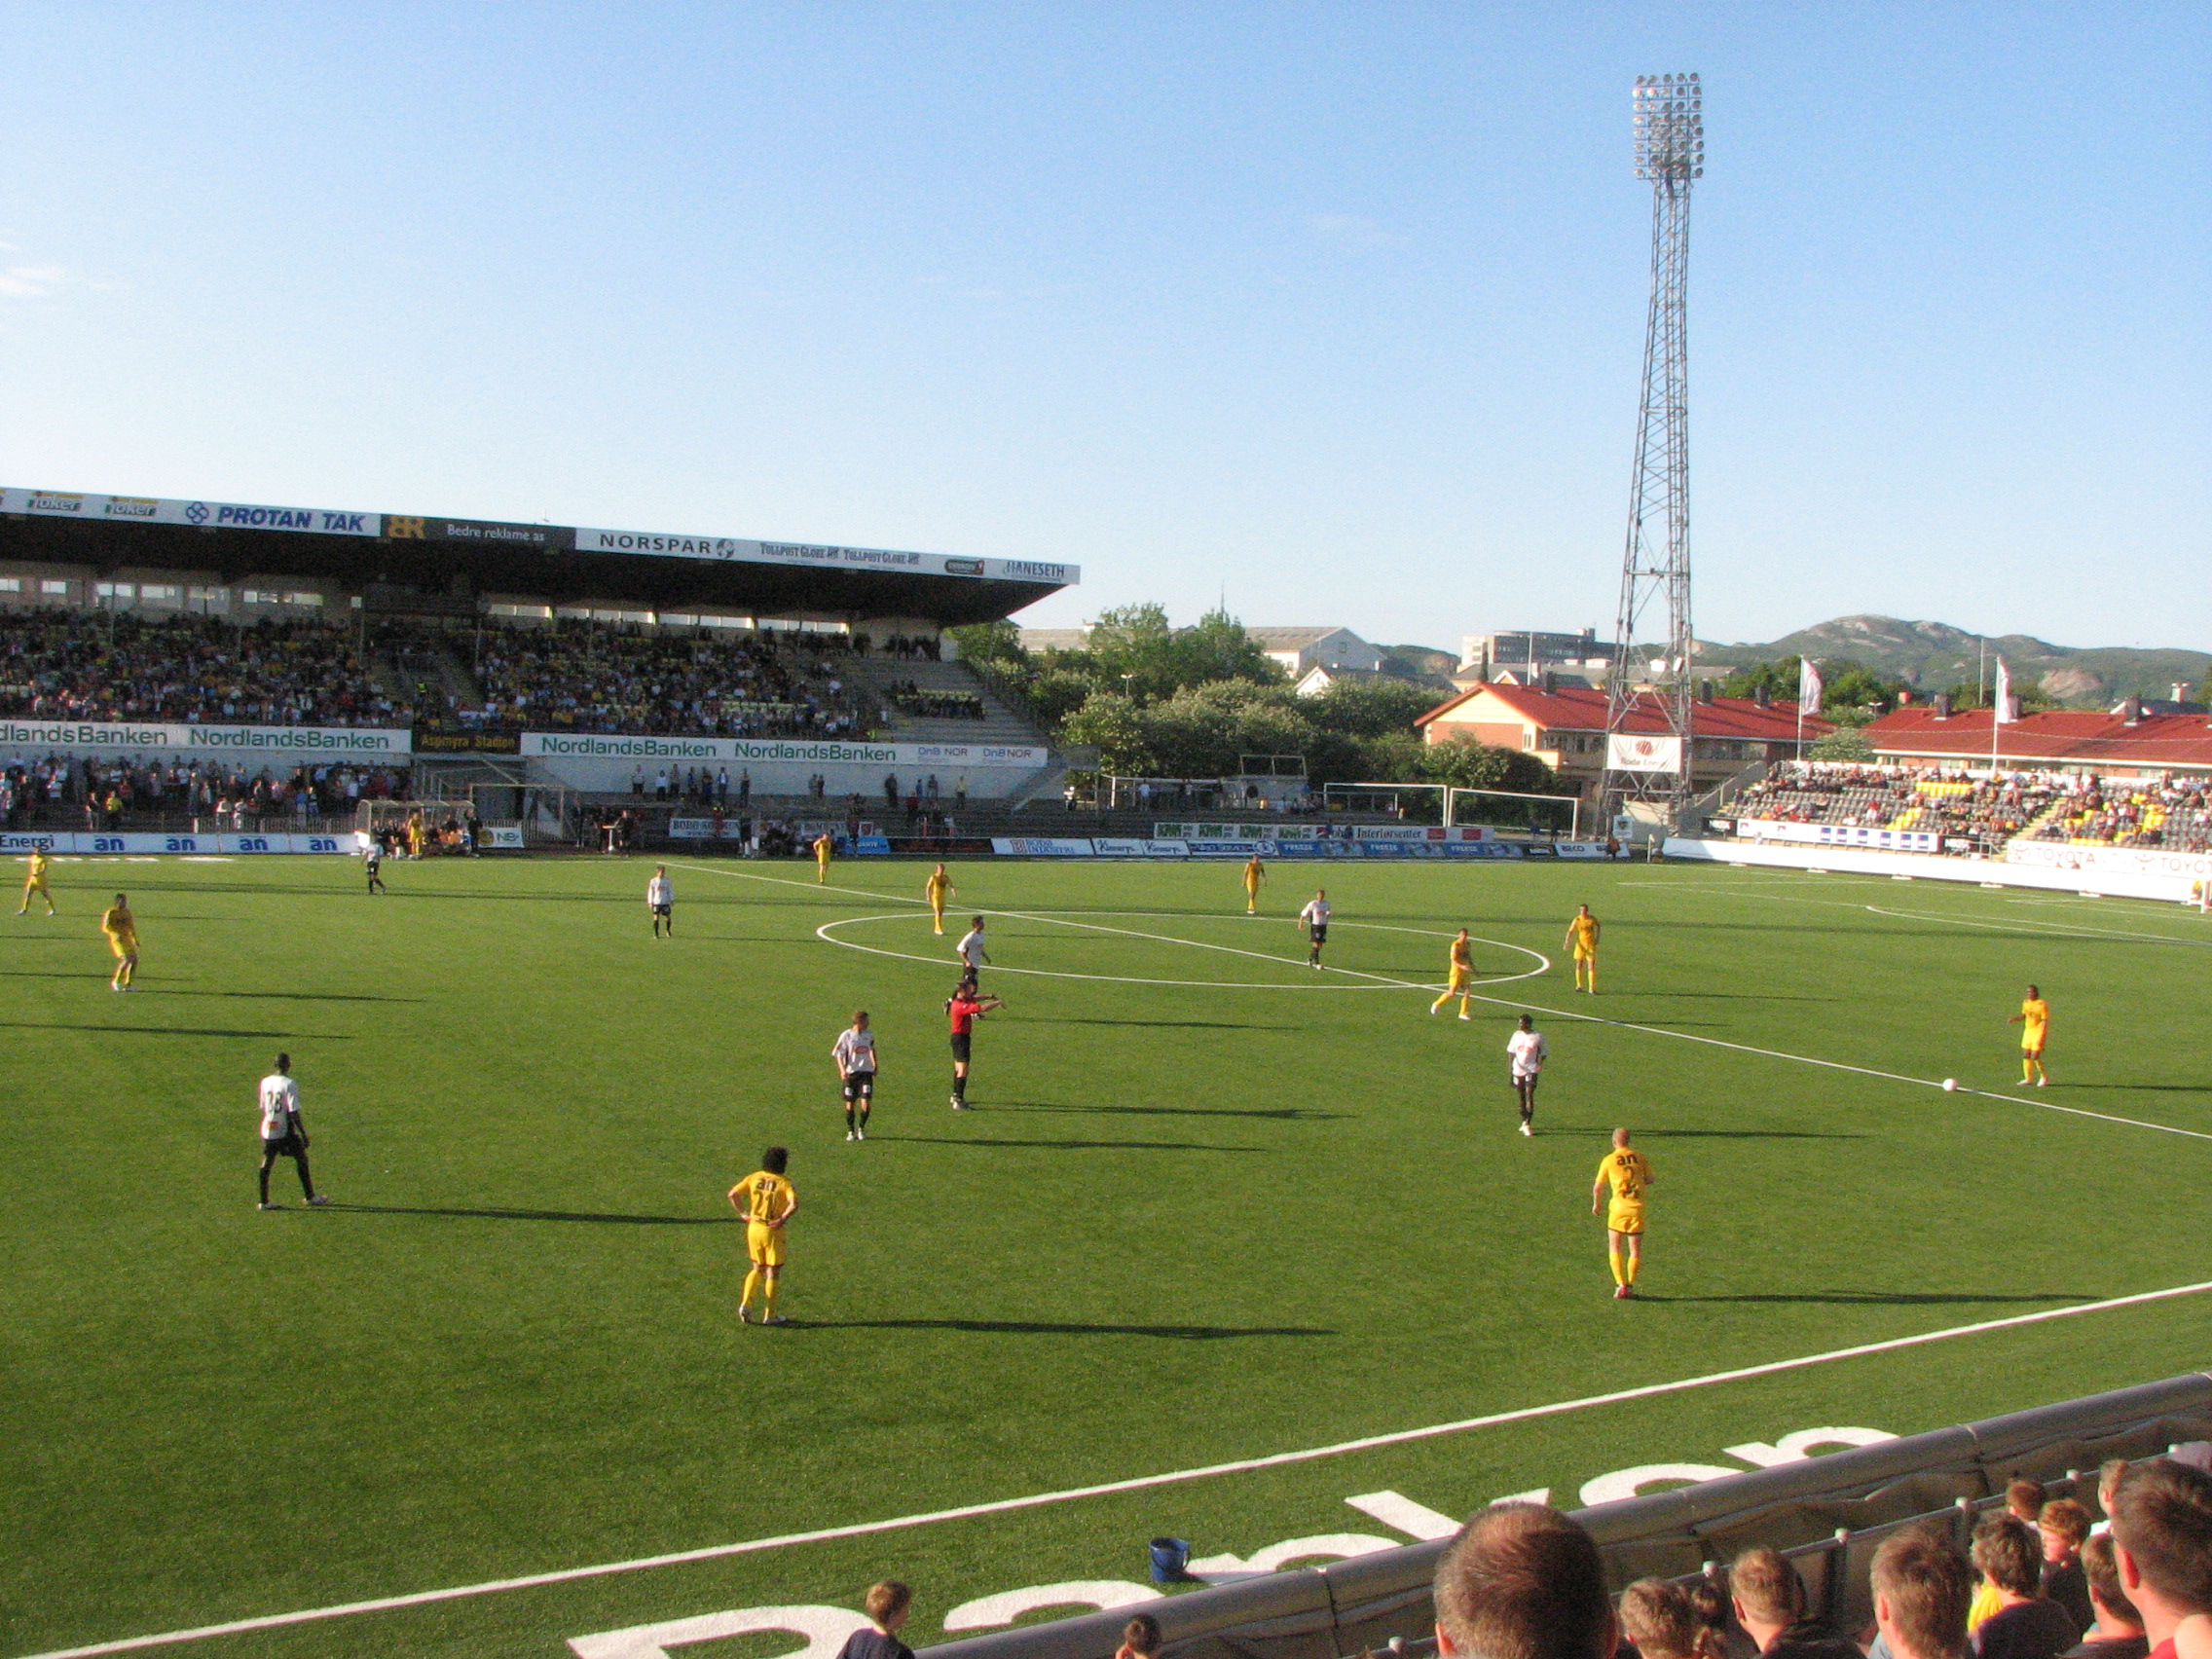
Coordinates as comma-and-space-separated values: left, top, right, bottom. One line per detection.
730, 1147, 796, 1324
1506, 1013, 1548, 1135
834, 1011, 877, 1140
1298, 890, 1331, 969
256, 1053, 330, 1210
647, 865, 674, 937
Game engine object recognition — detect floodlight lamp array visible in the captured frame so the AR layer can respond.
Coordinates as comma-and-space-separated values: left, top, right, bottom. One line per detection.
1633, 72, 1705, 180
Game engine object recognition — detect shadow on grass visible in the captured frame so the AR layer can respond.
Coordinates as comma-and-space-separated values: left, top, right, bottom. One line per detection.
1634, 1291, 2097, 1307
136, 988, 424, 1004
2051, 1084, 2212, 1093
876, 1134, 1263, 1154
1536, 1125, 1868, 1140
986, 1100, 1349, 1123
0, 1020, 350, 1039
324, 1202, 732, 1226
789, 1317, 1332, 1339
1022, 1017, 1305, 1031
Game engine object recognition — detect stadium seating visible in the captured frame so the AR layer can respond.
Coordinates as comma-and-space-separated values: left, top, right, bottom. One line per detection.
2026, 776, 2212, 853
1728, 763, 2065, 851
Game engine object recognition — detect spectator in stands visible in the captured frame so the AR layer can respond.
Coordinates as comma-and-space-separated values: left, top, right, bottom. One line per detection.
1684, 1575, 1731, 1656
1620, 1578, 1719, 1659
2066, 1534, 2148, 1659
1972, 1513, 2080, 1659
1874, 1526, 1974, 1659
1433, 1503, 1613, 1659
831, 1581, 913, 1659
1730, 1546, 1863, 1659
1114, 1613, 1161, 1659
2045, 1503, 2098, 1633
2110, 1457, 2212, 1659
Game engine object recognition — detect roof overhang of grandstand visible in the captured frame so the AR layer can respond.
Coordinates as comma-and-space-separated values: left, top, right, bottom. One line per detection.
1867, 707, 2212, 771
0, 488, 1075, 627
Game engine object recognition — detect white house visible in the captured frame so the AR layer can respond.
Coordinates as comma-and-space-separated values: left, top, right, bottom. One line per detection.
1247, 627, 1384, 680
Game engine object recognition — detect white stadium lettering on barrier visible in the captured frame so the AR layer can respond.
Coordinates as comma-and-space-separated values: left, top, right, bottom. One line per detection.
940, 1582, 1161, 1633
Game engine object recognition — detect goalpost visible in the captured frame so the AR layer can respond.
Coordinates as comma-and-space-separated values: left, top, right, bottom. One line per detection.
1320, 783, 1583, 837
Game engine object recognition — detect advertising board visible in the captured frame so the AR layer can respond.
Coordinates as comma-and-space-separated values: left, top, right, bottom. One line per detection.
0, 831, 352, 855
0, 719, 413, 756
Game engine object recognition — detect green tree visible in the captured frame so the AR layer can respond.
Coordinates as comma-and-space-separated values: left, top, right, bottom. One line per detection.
946, 619, 1026, 666
1057, 692, 1156, 775
1303, 677, 1444, 738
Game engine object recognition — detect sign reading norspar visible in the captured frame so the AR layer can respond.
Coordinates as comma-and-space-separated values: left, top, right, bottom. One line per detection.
571, 527, 1077, 587
519, 733, 1042, 767
0, 720, 413, 756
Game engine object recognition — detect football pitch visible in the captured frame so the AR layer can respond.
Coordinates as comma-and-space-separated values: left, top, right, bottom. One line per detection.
7, 852, 2212, 1659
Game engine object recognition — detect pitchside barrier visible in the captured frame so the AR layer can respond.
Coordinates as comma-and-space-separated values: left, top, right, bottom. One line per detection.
1666, 835, 2210, 903
921, 1374, 2212, 1659
0, 830, 356, 855
994, 837, 1620, 861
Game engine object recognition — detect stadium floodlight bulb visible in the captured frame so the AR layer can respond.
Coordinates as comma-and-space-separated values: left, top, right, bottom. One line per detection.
1633, 70, 1705, 181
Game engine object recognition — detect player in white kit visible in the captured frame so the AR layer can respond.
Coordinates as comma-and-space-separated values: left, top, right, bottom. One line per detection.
833, 1012, 878, 1140
954, 917, 990, 983
1297, 891, 1331, 969
256, 1053, 330, 1209
1506, 1014, 1549, 1136
647, 866, 674, 938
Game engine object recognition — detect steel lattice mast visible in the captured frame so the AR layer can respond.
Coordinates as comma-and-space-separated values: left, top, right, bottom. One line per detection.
1604, 72, 1704, 834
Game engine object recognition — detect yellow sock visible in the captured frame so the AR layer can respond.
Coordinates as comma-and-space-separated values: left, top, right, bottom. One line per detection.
1608, 1247, 1625, 1286
741, 1268, 761, 1310
1430, 992, 1450, 1013
762, 1276, 780, 1319
1625, 1250, 1641, 1285
1458, 996, 1471, 1016
2024, 1057, 2035, 1082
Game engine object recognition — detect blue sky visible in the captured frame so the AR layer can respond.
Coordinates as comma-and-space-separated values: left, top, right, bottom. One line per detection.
0, 4, 2203, 651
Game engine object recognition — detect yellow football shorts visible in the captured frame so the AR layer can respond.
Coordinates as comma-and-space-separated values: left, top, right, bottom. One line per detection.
1606, 1203, 1644, 1236
746, 1221, 788, 1267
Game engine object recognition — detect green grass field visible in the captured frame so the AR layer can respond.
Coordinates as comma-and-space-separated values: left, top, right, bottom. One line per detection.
7, 851, 2212, 1659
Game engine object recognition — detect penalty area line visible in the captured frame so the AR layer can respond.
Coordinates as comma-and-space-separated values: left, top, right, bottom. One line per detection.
28, 1278, 2212, 1659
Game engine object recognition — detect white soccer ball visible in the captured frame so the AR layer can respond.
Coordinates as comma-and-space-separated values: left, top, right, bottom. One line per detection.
1941, 1078, 1959, 1092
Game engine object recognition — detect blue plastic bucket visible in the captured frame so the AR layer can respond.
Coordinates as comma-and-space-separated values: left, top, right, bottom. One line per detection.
1149, 1537, 1190, 1583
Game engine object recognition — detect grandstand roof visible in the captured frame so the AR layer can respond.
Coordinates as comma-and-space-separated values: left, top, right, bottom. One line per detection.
1868, 706, 2212, 770
1416, 680, 1825, 739
0, 487, 1073, 626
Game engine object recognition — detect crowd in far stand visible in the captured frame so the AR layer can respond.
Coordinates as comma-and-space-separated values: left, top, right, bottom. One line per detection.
1730, 764, 2064, 851
0, 754, 409, 830
464, 621, 870, 738
2029, 777, 2212, 854
0, 612, 411, 727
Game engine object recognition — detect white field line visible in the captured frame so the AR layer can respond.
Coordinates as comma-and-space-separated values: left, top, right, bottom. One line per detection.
28, 1277, 2212, 1659
680, 863, 2212, 1143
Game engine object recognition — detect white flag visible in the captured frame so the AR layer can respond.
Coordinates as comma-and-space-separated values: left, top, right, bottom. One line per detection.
1797, 657, 1823, 716
1993, 657, 2013, 724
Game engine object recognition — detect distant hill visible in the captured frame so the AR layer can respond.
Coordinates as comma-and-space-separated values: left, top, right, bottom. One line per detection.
1691, 616, 2211, 708
1378, 644, 1460, 682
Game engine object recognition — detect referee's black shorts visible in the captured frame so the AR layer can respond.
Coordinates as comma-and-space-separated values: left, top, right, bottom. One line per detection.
949, 1032, 973, 1063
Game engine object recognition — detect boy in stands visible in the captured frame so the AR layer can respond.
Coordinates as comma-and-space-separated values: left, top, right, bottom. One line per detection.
947, 981, 1004, 1109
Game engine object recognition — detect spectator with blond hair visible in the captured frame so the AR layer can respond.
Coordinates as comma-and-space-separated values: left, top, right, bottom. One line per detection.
832, 1581, 913, 1659
1874, 1526, 1975, 1659
1620, 1578, 1720, 1659
1432, 1502, 1614, 1659
1731, 1546, 1862, 1659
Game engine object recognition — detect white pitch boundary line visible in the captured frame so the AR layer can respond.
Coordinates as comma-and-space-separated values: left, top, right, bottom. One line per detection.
677, 862, 2212, 1144
28, 1277, 2212, 1659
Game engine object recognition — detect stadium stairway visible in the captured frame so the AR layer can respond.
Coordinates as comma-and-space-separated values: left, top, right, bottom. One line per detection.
836, 655, 1048, 749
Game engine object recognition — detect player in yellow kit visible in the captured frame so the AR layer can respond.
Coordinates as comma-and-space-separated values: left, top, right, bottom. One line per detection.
813, 831, 834, 884
1429, 928, 1478, 1018
18, 848, 55, 915
1565, 904, 1601, 993
1242, 855, 1266, 915
2009, 983, 2050, 1087
1593, 1127, 1653, 1299
729, 1146, 797, 1325
100, 892, 138, 991
926, 864, 955, 935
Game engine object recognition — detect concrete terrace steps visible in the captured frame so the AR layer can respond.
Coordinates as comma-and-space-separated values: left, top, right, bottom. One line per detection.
836, 656, 1047, 748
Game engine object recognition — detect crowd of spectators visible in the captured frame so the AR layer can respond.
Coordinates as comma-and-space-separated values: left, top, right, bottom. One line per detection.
1728, 764, 2067, 851
463, 620, 871, 738
0, 612, 411, 727
2029, 777, 2212, 854
882, 679, 987, 720
1418, 1453, 2208, 1659
1, 754, 408, 830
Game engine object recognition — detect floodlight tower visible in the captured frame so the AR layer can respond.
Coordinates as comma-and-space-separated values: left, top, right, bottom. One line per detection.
1603, 72, 1704, 835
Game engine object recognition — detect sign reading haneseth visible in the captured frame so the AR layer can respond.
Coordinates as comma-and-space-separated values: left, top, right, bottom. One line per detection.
0, 719, 413, 755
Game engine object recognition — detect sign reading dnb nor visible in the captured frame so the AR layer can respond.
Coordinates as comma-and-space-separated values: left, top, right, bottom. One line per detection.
0, 489, 380, 536
571, 527, 1077, 586
0, 719, 413, 755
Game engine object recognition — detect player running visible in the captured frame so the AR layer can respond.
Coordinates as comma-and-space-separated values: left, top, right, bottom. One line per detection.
256, 1053, 330, 1210
18, 848, 55, 915
946, 981, 1004, 1109
1507, 1013, 1548, 1135
813, 830, 835, 884
1242, 854, 1266, 915
1429, 928, 1478, 1018
730, 1147, 797, 1325
834, 1011, 878, 1140
1593, 1127, 1654, 1299
925, 864, 956, 935
363, 841, 387, 895
647, 865, 674, 937
2009, 984, 2050, 1088
954, 916, 990, 980
100, 893, 138, 991
1298, 890, 1331, 969
1565, 904, 1601, 993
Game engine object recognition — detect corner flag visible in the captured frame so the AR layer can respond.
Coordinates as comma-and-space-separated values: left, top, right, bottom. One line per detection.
1797, 658, 1824, 717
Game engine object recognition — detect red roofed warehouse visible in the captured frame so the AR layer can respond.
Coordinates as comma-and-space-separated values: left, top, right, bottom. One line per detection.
1415, 680, 1828, 802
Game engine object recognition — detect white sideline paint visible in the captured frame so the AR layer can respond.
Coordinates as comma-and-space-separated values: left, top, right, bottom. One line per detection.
1723, 1427, 1897, 1467
1345, 1490, 1462, 1541
1187, 1533, 1402, 1577
1577, 1462, 1745, 1507
27, 1277, 2212, 1659
941, 1582, 1161, 1633
568, 1604, 870, 1659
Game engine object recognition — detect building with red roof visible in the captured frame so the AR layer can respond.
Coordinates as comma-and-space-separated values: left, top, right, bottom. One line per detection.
1866, 703, 2212, 777
1414, 679, 1829, 801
